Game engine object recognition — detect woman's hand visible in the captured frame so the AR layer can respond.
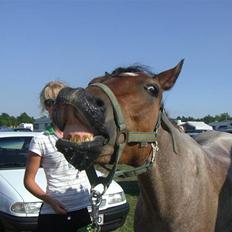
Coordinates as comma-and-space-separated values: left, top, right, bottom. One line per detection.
47, 197, 67, 215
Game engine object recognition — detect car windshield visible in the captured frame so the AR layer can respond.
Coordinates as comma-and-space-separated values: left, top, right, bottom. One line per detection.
0, 136, 32, 168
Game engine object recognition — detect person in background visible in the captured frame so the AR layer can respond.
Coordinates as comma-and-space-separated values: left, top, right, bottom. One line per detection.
24, 81, 91, 232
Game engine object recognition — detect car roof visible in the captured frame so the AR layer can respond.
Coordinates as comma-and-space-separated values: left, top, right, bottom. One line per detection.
0, 131, 41, 138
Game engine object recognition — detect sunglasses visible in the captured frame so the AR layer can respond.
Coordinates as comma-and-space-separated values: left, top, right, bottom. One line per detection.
44, 99, 56, 107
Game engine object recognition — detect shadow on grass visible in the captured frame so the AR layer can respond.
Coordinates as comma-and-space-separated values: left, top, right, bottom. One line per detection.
96, 164, 140, 196
114, 180, 139, 232
117, 180, 140, 196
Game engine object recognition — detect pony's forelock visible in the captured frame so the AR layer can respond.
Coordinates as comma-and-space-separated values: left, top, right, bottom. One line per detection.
110, 65, 155, 77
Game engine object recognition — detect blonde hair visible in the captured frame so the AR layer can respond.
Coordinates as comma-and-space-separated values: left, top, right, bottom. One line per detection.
40, 81, 67, 113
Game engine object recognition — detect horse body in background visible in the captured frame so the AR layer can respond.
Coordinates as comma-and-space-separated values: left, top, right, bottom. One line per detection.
54, 60, 232, 232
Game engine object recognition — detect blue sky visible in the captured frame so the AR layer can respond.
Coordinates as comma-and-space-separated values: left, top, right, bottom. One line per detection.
0, 0, 231, 119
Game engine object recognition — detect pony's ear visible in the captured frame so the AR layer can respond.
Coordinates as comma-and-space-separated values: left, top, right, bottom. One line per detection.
155, 59, 184, 90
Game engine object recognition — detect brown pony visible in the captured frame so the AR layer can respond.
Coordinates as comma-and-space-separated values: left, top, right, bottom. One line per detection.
53, 60, 232, 232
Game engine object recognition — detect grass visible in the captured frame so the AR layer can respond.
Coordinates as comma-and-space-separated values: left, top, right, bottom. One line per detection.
114, 178, 140, 232
96, 165, 140, 232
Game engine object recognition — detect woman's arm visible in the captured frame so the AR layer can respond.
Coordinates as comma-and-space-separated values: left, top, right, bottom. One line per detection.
24, 152, 67, 214
24, 152, 45, 199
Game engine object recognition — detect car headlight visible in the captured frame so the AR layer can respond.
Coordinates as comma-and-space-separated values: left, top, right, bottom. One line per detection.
11, 202, 42, 214
108, 192, 126, 205
99, 199, 107, 208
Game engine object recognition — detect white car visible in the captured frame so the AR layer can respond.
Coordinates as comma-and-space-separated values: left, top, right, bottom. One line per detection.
0, 132, 129, 232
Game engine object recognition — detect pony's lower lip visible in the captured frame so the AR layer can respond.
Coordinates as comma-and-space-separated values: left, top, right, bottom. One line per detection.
55, 135, 107, 170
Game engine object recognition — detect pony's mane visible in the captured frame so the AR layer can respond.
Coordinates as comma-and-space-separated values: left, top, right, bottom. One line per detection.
110, 65, 155, 77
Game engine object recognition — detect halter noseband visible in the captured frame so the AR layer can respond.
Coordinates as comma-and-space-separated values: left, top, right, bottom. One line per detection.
86, 82, 161, 192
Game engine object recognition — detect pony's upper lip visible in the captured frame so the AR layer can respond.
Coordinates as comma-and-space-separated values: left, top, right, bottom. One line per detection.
54, 86, 113, 170
55, 86, 108, 138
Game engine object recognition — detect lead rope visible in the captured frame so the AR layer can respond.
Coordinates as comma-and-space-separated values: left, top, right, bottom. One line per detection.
77, 188, 103, 232
90, 188, 103, 232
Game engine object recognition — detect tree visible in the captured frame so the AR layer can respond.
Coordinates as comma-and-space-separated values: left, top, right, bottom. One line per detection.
202, 115, 215, 124
17, 112, 34, 124
176, 113, 232, 124
176, 116, 196, 122
217, 113, 231, 121
0, 113, 12, 127
0, 112, 34, 128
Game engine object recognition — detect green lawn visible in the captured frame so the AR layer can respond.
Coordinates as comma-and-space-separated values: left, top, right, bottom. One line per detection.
96, 165, 140, 232
114, 179, 139, 232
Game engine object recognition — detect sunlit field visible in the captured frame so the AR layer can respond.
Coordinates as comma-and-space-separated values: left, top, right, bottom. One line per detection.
114, 178, 139, 232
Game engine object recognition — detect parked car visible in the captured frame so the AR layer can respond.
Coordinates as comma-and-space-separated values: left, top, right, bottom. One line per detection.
0, 132, 129, 232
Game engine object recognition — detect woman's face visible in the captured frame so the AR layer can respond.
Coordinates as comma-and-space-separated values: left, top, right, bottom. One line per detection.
44, 98, 56, 117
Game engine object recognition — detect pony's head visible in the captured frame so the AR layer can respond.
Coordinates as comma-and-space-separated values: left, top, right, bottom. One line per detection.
53, 60, 184, 170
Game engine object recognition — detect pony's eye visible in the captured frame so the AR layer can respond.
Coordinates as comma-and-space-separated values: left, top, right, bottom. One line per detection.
145, 85, 159, 97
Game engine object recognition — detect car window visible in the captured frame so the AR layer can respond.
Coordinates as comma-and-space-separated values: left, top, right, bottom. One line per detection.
0, 137, 25, 150
218, 125, 228, 130
0, 136, 33, 168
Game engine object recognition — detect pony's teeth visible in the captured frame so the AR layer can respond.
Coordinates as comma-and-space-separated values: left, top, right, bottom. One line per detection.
83, 134, 94, 142
67, 134, 93, 143
75, 135, 81, 143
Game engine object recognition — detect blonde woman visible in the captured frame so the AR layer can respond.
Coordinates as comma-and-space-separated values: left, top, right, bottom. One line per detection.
24, 81, 91, 232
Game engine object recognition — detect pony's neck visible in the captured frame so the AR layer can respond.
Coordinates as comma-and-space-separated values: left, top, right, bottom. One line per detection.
137, 125, 200, 219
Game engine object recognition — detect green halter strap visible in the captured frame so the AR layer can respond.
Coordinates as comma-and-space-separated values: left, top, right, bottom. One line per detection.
85, 83, 161, 193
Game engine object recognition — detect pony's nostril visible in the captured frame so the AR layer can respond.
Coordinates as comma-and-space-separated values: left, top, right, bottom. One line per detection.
96, 98, 104, 107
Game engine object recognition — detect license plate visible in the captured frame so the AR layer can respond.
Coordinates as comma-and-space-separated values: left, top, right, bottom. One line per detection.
97, 214, 104, 225
90, 214, 104, 225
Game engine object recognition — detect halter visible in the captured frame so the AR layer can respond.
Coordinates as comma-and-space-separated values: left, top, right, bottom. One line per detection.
86, 82, 161, 192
